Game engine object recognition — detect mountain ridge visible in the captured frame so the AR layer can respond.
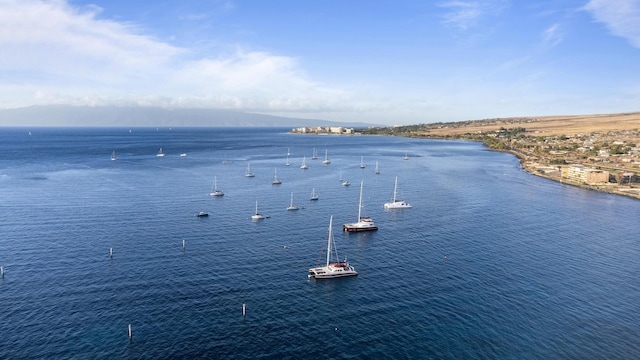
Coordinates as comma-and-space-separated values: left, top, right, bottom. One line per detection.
0, 105, 378, 128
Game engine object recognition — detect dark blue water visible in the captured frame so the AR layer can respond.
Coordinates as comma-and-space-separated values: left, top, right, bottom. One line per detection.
1, 127, 639, 359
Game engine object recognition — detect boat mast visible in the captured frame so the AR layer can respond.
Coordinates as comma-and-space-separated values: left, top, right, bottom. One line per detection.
393, 176, 398, 202
357, 181, 363, 220
326, 216, 333, 266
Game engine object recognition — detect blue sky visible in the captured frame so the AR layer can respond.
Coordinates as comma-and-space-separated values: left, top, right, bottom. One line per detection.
1, 0, 639, 125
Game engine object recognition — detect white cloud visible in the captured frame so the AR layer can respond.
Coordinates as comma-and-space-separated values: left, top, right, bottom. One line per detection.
439, 1, 483, 30
584, 0, 640, 48
0, 0, 356, 114
438, 0, 507, 31
542, 23, 563, 49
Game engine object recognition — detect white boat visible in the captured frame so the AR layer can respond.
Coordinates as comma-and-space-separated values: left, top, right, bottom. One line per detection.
180, 153, 187, 157
342, 180, 351, 186
272, 168, 282, 185
375, 161, 380, 174
311, 148, 318, 160
384, 176, 412, 209
287, 192, 299, 210
309, 216, 358, 279
310, 188, 319, 200
403, 153, 409, 160
156, 148, 165, 157
343, 181, 378, 232
111, 151, 117, 161
209, 176, 224, 197
251, 201, 265, 220
360, 156, 365, 169
322, 149, 331, 164
300, 156, 308, 169
286, 148, 290, 166
245, 162, 255, 177
196, 211, 209, 217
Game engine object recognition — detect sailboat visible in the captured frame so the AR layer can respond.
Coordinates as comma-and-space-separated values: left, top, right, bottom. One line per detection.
111, 151, 117, 161
375, 161, 380, 174
287, 192, 299, 210
156, 148, 165, 157
300, 156, 308, 170
209, 176, 224, 197
360, 156, 365, 169
384, 176, 412, 209
322, 149, 331, 164
309, 216, 358, 279
311, 148, 318, 160
286, 148, 291, 166
343, 181, 378, 232
251, 201, 265, 220
403, 153, 409, 160
272, 168, 282, 185
310, 188, 319, 200
245, 162, 255, 177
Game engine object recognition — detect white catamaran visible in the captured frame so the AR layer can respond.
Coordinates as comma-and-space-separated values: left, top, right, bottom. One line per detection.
384, 176, 412, 209
343, 181, 378, 232
308, 215, 358, 279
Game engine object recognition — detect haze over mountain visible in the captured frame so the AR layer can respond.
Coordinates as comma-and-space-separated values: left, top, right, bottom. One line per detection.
0, 106, 378, 128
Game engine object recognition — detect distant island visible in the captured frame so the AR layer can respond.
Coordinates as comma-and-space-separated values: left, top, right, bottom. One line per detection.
359, 112, 640, 200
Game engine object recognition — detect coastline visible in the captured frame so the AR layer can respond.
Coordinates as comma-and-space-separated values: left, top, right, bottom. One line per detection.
501, 147, 640, 200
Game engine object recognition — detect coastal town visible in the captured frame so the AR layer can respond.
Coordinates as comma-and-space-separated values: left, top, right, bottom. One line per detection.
292, 112, 640, 200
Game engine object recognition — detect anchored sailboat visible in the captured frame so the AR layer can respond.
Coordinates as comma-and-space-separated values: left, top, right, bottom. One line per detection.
209, 176, 224, 196
343, 181, 377, 232
308, 216, 358, 279
322, 149, 331, 164
384, 176, 412, 209
245, 162, 255, 177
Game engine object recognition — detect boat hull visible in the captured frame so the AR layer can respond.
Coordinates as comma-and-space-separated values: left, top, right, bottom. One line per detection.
343, 225, 378, 232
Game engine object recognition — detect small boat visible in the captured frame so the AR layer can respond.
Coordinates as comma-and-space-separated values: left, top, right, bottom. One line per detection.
245, 162, 255, 177
342, 180, 351, 187
384, 176, 412, 209
375, 161, 380, 174
403, 153, 409, 160
310, 188, 319, 200
156, 148, 165, 157
196, 211, 209, 217
343, 181, 378, 232
111, 151, 117, 161
272, 168, 282, 185
209, 176, 224, 197
322, 149, 331, 164
311, 148, 318, 160
251, 201, 265, 220
300, 156, 308, 170
360, 156, 365, 169
309, 216, 358, 279
180, 153, 187, 157
287, 192, 299, 211
286, 148, 291, 166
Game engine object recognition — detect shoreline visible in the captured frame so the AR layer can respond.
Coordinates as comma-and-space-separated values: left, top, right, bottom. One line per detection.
500, 147, 640, 200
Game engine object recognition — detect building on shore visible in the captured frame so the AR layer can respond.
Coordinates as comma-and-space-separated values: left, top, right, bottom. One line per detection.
561, 165, 610, 185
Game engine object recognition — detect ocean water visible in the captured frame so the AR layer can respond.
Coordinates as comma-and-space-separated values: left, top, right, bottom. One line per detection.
1, 127, 639, 359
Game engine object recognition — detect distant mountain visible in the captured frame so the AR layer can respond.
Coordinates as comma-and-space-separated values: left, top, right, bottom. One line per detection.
0, 105, 377, 128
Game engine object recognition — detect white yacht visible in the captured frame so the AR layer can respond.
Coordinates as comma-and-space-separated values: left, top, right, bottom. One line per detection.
209, 176, 224, 197
300, 156, 308, 170
272, 168, 282, 185
287, 192, 299, 210
384, 176, 412, 209
111, 151, 117, 161
322, 149, 331, 164
156, 148, 165, 157
251, 201, 265, 220
343, 181, 378, 232
245, 162, 255, 177
308, 216, 358, 279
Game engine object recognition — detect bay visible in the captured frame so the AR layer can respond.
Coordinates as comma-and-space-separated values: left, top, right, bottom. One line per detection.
0, 127, 639, 359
